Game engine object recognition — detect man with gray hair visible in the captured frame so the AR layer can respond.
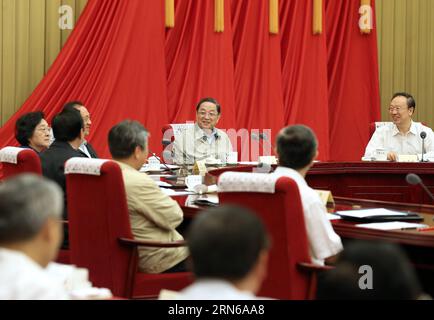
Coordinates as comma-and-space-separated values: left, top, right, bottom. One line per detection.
0, 174, 69, 299
108, 120, 188, 273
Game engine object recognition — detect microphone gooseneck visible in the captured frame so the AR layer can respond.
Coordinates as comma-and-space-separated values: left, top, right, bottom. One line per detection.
420, 131, 427, 162
406, 173, 434, 203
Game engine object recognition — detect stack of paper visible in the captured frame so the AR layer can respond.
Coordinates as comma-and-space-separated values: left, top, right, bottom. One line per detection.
356, 222, 428, 231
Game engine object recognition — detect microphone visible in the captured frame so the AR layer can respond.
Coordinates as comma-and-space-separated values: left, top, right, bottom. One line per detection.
406, 173, 434, 203
420, 131, 427, 162
251, 132, 275, 156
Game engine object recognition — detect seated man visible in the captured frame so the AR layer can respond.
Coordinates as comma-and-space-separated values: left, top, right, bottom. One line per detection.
40, 108, 85, 221
173, 97, 233, 165
317, 241, 427, 300
0, 174, 69, 299
108, 120, 188, 273
364, 92, 434, 161
273, 125, 343, 265
63, 101, 98, 158
178, 205, 270, 300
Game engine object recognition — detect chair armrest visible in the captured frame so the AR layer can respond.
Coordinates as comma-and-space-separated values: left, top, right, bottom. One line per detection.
297, 262, 334, 273
118, 238, 186, 248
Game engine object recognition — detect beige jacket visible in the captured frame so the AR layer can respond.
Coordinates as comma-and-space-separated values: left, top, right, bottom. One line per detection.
116, 161, 189, 273
173, 123, 233, 165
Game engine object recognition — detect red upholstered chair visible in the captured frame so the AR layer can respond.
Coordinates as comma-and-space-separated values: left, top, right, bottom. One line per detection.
65, 158, 193, 299
161, 123, 195, 163
0, 147, 42, 179
218, 172, 331, 300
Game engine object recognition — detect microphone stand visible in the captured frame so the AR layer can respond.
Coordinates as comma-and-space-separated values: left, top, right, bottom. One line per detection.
420, 132, 427, 163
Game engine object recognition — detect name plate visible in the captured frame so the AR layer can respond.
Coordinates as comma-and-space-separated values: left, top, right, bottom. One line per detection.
193, 160, 207, 176
259, 156, 277, 165
397, 155, 418, 163
315, 189, 335, 207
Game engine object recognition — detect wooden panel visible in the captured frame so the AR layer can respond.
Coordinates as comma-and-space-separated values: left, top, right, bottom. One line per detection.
0, 0, 87, 126
377, 0, 434, 128
15, 0, 30, 110
1, 0, 17, 123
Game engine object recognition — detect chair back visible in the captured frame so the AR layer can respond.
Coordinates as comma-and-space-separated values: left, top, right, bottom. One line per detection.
0, 147, 42, 179
218, 172, 311, 299
65, 158, 134, 297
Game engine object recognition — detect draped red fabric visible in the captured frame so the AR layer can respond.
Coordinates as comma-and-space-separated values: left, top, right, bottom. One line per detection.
0, 0, 381, 167
325, 0, 381, 161
165, 0, 236, 129
0, 0, 169, 157
279, 0, 331, 161
231, 0, 284, 159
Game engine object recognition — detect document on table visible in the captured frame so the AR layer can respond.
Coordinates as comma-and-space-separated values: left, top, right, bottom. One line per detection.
336, 208, 408, 219
356, 222, 428, 231
159, 188, 195, 196
327, 214, 342, 221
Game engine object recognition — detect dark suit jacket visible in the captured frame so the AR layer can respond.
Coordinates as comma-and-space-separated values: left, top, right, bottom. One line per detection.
79, 142, 98, 158
40, 141, 85, 220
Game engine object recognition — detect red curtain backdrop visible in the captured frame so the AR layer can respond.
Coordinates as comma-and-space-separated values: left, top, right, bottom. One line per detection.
165, 0, 236, 129
231, 0, 284, 158
280, 0, 331, 161
0, 0, 170, 157
0, 0, 381, 165
326, 0, 381, 161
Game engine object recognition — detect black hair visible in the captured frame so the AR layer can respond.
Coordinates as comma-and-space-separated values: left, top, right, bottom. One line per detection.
317, 241, 423, 300
276, 125, 318, 170
15, 112, 45, 146
392, 92, 416, 111
108, 120, 148, 159
196, 97, 221, 114
63, 101, 84, 112
52, 109, 84, 142
187, 205, 269, 281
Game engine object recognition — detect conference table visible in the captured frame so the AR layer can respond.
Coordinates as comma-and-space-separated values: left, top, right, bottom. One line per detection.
165, 161, 434, 295
172, 192, 434, 296
207, 161, 434, 205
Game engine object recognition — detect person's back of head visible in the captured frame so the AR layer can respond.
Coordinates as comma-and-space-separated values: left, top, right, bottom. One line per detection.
187, 205, 270, 294
0, 174, 64, 267
52, 109, 84, 143
317, 241, 423, 300
276, 125, 318, 170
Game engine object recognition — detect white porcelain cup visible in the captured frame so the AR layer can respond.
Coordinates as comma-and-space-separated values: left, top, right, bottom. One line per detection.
374, 148, 387, 161
226, 152, 238, 164
147, 156, 161, 171
185, 175, 203, 190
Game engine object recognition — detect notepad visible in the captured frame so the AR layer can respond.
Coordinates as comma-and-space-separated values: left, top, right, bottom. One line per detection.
356, 222, 428, 231
336, 208, 407, 219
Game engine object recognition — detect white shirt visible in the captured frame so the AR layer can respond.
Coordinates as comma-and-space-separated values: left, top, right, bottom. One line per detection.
79, 141, 92, 158
173, 123, 233, 165
177, 279, 263, 300
272, 167, 343, 265
0, 248, 69, 300
364, 121, 434, 158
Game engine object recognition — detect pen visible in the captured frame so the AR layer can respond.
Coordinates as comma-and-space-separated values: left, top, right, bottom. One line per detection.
417, 227, 434, 232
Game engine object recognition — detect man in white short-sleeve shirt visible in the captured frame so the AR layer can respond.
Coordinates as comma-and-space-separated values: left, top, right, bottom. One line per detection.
273, 125, 343, 265
0, 175, 69, 300
364, 92, 434, 161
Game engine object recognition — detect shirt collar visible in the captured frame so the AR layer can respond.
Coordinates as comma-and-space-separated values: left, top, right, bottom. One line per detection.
392, 120, 416, 136
194, 123, 218, 141
273, 166, 308, 187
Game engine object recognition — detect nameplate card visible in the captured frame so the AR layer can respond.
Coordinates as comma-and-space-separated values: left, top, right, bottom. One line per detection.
315, 189, 335, 207
397, 155, 418, 163
259, 156, 277, 165
193, 160, 207, 176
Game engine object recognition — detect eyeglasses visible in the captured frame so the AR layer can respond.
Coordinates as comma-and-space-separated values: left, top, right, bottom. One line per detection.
36, 126, 51, 133
198, 111, 218, 118
388, 106, 406, 112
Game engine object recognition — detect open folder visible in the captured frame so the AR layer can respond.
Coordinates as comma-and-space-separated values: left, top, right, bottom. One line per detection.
335, 208, 423, 222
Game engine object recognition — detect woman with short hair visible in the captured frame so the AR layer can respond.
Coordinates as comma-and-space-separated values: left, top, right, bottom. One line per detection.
15, 112, 51, 153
